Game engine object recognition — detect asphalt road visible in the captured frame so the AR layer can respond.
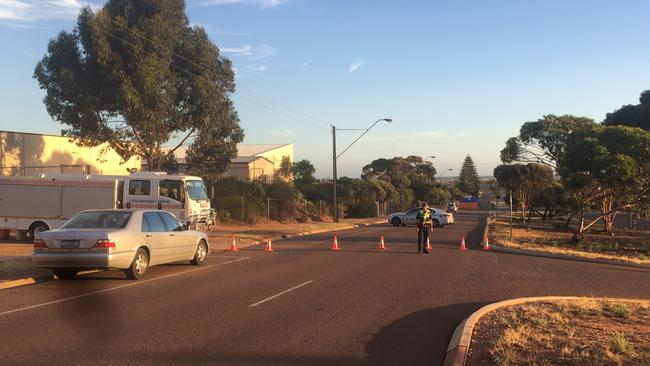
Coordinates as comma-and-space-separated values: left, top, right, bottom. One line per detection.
1, 212, 649, 366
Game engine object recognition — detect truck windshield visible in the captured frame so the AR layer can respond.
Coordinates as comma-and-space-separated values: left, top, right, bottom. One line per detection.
61, 211, 132, 229
186, 180, 208, 201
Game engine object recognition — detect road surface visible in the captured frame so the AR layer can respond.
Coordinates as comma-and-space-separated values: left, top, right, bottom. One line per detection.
1, 211, 649, 365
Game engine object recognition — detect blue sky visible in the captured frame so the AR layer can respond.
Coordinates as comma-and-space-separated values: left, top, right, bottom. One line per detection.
1, 0, 649, 178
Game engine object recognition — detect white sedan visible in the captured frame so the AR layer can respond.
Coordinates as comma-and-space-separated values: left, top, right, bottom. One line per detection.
388, 207, 454, 227
32, 209, 209, 280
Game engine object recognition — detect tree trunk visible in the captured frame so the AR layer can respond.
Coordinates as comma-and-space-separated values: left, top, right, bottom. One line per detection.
572, 209, 585, 242
601, 195, 616, 236
564, 210, 577, 228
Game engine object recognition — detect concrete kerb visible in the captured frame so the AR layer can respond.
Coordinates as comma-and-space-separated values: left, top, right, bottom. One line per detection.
0, 273, 53, 290
485, 216, 650, 269
0, 269, 102, 291
443, 296, 650, 366
1, 220, 387, 290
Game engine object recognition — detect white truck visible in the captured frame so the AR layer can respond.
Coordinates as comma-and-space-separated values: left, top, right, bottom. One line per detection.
0, 172, 213, 239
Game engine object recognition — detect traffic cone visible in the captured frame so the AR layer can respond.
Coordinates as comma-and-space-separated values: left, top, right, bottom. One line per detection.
379, 236, 386, 251
482, 235, 490, 251
264, 238, 273, 252
229, 237, 239, 252
331, 235, 340, 251
426, 236, 432, 250
460, 237, 467, 251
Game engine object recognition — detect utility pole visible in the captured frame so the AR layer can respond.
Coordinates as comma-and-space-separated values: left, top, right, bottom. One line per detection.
332, 118, 393, 223
332, 125, 338, 223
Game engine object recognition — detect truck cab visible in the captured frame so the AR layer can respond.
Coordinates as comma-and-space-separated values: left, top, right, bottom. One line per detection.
118, 173, 213, 230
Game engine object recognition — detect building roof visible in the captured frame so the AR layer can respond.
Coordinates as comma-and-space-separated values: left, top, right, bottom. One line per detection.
159, 144, 291, 164
235, 144, 291, 157
231, 156, 273, 164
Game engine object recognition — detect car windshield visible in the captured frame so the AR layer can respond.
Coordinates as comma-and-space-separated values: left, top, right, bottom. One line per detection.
60, 211, 132, 229
186, 180, 208, 201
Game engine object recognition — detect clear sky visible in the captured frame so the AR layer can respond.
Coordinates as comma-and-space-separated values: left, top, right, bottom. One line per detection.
1, 0, 649, 178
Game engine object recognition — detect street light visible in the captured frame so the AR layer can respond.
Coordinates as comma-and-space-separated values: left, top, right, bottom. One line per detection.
332, 118, 393, 222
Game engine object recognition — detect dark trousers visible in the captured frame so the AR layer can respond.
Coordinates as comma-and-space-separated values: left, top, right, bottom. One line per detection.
417, 226, 430, 253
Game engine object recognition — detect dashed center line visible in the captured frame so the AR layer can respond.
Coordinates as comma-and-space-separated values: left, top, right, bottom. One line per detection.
249, 280, 314, 307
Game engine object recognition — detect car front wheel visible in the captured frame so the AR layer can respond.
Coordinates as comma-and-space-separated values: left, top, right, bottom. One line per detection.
391, 217, 402, 226
432, 219, 440, 228
191, 240, 208, 265
126, 248, 149, 280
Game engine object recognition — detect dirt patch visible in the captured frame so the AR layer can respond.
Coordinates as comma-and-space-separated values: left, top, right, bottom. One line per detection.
206, 218, 384, 249
466, 299, 650, 366
490, 218, 650, 265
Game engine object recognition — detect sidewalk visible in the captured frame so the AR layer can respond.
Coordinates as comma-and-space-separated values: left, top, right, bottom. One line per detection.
0, 217, 386, 286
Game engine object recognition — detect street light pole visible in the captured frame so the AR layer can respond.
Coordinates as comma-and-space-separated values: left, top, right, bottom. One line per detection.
332, 125, 338, 222
332, 118, 392, 223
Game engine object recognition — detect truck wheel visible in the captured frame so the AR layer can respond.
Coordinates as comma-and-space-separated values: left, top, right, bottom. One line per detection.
125, 248, 149, 280
53, 269, 78, 280
29, 222, 50, 240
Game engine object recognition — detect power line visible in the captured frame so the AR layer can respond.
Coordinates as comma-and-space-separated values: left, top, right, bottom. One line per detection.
37, 0, 330, 129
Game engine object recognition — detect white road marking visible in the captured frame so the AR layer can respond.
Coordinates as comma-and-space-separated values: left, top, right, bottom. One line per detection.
0, 257, 251, 317
249, 280, 314, 307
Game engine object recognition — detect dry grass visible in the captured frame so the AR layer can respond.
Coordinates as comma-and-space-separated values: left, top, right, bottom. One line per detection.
466, 299, 650, 366
206, 218, 383, 247
490, 218, 650, 265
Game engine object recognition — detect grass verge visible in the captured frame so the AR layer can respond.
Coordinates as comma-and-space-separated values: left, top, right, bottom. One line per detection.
207, 218, 383, 248
466, 299, 650, 366
490, 218, 650, 265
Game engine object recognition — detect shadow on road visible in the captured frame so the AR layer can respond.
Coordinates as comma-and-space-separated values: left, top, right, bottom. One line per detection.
364, 302, 488, 366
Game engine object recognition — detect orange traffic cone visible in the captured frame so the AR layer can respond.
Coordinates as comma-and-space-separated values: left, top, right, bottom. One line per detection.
460, 237, 467, 251
331, 235, 340, 251
264, 238, 273, 252
229, 237, 239, 252
426, 236, 432, 250
482, 235, 490, 251
379, 236, 386, 251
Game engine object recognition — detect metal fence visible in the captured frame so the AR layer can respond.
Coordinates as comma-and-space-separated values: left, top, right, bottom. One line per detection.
211, 196, 333, 224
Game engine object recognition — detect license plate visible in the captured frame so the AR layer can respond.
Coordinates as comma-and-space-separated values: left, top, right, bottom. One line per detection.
60, 240, 80, 249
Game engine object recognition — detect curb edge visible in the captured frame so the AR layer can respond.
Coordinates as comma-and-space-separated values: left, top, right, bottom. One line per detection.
443, 296, 650, 366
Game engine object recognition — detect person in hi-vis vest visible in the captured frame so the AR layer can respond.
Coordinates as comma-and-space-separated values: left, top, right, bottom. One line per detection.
416, 202, 432, 254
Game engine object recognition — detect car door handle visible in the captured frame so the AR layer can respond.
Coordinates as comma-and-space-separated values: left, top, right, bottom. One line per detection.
170, 233, 175, 237
145, 234, 152, 238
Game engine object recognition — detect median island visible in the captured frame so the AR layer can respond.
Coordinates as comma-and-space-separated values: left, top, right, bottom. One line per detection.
466, 299, 650, 365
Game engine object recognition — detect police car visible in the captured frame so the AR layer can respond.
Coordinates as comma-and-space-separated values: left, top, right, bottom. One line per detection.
388, 207, 454, 227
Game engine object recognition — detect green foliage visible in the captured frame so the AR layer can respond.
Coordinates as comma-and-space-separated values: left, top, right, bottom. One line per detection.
500, 115, 597, 167
457, 155, 480, 196
278, 156, 292, 180
494, 163, 554, 222
610, 332, 633, 355
362, 155, 436, 209
558, 125, 650, 237
33, 1, 242, 172
604, 89, 650, 131
292, 159, 316, 185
